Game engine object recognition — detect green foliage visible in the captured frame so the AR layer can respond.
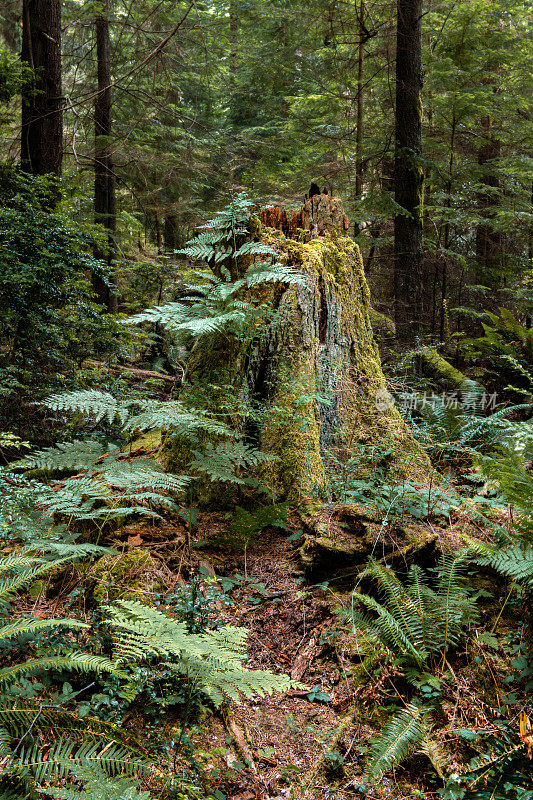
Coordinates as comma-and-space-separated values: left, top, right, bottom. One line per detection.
0, 554, 148, 799
462, 309, 533, 398
43, 391, 233, 439
0, 168, 120, 433
475, 450, 533, 544
219, 502, 289, 551
342, 553, 477, 671
471, 543, 533, 590
188, 441, 273, 486
400, 385, 530, 461
367, 702, 430, 779
0, 466, 112, 558
0, 44, 31, 103
443, 725, 533, 799
105, 599, 298, 707
126, 193, 303, 345
466, 448, 533, 593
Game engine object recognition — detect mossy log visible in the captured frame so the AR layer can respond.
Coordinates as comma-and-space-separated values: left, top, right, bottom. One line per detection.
175, 194, 430, 508
415, 347, 468, 390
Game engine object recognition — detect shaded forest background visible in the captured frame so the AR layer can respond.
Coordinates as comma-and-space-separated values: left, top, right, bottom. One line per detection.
0, 1, 532, 799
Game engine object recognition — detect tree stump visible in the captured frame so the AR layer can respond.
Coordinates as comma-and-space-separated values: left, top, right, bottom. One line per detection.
255, 193, 429, 505
175, 192, 430, 511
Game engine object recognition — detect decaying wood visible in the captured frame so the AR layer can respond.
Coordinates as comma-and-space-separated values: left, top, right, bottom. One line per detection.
261, 192, 349, 239
84, 359, 177, 384
290, 624, 326, 681
221, 704, 258, 777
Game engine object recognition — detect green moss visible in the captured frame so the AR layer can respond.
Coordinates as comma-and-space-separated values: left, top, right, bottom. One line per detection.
416, 347, 468, 390
369, 309, 395, 341
88, 548, 160, 604
165, 212, 431, 509
261, 225, 430, 499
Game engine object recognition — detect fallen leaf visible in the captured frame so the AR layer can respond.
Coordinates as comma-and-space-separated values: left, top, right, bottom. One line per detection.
520, 710, 533, 758
127, 534, 143, 547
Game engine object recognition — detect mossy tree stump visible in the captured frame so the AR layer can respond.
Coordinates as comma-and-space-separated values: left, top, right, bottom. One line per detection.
176, 192, 430, 511
255, 193, 429, 504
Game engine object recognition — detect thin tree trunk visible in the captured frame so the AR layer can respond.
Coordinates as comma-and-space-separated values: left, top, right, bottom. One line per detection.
475, 116, 502, 287
229, 0, 238, 79
393, 0, 424, 343
440, 113, 455, 340
93, 0, 118, 313
355, 2, 365, 199
21, 0, 62, 179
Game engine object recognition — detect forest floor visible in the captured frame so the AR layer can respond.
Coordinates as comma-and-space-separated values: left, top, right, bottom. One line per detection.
21, 500, 516, 800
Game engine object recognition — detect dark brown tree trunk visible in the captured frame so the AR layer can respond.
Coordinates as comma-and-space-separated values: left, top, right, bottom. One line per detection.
164, 214, 181, 252
229, 0, 238, 78
355, 1, 365, 200
93, 0, 118, 313
393, 0, 423, 343
21, 0, 62, 178
475, 116, 502, 287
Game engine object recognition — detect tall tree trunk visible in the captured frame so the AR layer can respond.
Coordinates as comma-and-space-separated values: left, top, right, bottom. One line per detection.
355, 0, 365, 198
21, 0, 62, 178
393, 0, 423, 343
93, 0, 118, 313
353, 0, 366, 236
229, 0, 238, 79
440, 112, 455, 340
475, 116, 502, 287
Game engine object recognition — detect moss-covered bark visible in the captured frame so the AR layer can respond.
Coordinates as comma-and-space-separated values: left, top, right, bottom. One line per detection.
256, 224, 429, 503
172, 194, 430, 506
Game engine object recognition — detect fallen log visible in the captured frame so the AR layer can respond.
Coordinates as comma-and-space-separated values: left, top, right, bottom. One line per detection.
84, 359, 177, 384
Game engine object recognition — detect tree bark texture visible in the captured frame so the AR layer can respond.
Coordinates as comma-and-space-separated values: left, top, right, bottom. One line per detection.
94, 1, 118, 313
394, 0, 423, 343
21, 0, 63, 178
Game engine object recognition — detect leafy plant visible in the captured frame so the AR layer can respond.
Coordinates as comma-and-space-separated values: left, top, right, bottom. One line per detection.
105, 599, 299, 707
126, 193, 303, 345
0, 554, 148, 799
367, 702, 432, 779
341, 555, 477, 780
443, 721, 533, 800
341, 553, 477, 672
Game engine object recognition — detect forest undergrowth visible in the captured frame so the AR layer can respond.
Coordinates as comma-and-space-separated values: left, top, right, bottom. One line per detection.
0, 194, 531, 800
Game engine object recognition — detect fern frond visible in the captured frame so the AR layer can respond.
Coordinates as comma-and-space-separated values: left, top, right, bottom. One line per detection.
14, 739, 149, 785
105, 600, 297, 706
367, 703, 429, 778
125, 401, 234, 439
0, 707, 140, 749
471, 542, 533, 588
11, 440, 112, 472
44, 391, 128, 424
0, 557, 74, 607
0, 653, 123, 683
189, 441, 273, 484
435, 550, 475, 658
0, 616, 87, 647
361, 559, 425, 647
353, 595, 427, 665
